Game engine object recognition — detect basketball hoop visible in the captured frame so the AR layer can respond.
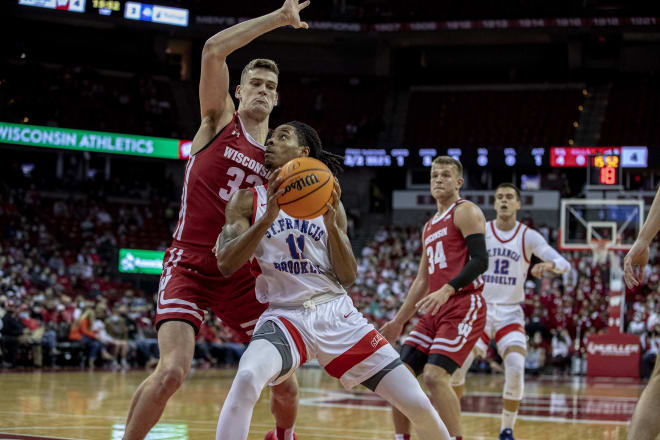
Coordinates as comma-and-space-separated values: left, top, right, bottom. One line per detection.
590, 238, 611, 265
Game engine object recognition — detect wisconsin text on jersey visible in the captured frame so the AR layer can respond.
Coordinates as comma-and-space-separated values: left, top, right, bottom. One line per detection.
224, 146, 273, 179
424, 226, 447, 245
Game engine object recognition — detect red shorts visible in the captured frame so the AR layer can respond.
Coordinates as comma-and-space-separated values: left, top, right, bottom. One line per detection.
155, 246, 267, 342
403, 292, 486, 367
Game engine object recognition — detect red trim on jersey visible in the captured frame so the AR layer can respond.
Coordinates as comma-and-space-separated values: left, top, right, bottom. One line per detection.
495, 323, 525, 342
324, 329, 388, 379
278, 317, 307, 366
250, 187, 258, 225
521, 226, 530, 263
490, 221, 523, 244
480, 332, 490, 345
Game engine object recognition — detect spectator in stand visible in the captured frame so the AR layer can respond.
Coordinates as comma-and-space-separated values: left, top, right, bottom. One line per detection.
550, 329, 571, 374
641, 325, 660, 379
525, 332, 546, 376
629, 312, 647, 335
69, 306, 105, 369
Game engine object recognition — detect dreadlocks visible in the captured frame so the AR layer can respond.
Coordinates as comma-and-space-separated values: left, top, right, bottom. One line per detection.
286, 121, 344, 176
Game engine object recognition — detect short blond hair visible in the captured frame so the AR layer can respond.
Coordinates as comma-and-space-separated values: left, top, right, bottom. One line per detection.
240, 58, 279, 85
432, 155, 463, 176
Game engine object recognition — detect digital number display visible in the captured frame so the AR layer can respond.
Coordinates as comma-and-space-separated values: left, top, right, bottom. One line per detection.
588, 154, 621, 188
92, 0, 121, 11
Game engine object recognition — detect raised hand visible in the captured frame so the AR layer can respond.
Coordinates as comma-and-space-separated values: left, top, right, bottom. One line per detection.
323, 178, 341, 230
279, 0, 311, 29
264, 169, 285, 223
623, 240, 650, 288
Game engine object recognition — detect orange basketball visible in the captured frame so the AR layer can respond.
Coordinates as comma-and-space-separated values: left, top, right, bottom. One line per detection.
277, 157, 334, 220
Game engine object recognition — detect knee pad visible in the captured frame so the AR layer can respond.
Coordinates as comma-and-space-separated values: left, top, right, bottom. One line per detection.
503, 351, 525, 401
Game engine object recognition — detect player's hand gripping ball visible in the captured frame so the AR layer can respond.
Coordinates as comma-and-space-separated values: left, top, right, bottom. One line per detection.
277, 157, 334, 220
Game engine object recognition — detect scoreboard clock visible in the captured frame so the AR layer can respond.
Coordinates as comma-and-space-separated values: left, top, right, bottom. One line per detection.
587, 154, 622, 190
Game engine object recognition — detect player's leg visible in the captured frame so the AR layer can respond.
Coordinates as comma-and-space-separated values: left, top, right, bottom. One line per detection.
424, 293, 487, 439
450, 348, 477, 400
269, 374, 298, 440
216, 339, 283, 439
627, 354, 660, 440
495, 306, 527, 439
370, 362, 450, 440
392, 338, 431, 439
423, 358, 462, 436
123, 320, 195, 440
500, 345, 526, 438
217, 318, 298, 440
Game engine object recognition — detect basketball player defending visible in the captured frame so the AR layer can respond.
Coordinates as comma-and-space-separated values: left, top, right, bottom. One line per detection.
213, 121, 451, 440
380, 156, 489, 440
449, 183, 570, 440
625, 187, 660, 440
121, 2, 310, 440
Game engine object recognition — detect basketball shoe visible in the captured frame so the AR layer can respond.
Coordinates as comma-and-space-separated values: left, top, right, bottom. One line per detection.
264, 430, 298, 440
499, 428, 515, 440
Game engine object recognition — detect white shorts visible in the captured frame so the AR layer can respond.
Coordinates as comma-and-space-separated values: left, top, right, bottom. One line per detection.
254, 295, 399, 390
474, 303, 527, 357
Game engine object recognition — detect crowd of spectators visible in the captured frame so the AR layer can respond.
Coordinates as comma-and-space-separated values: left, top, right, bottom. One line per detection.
2, 164, 659, 376
0, 171, 245, 370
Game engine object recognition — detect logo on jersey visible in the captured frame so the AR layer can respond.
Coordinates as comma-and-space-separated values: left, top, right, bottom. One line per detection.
487, 247, 522, 262
265, 218, 325, 242
281, 173, 320, 195
424, 227, 447, 246
371, 333, 384, 348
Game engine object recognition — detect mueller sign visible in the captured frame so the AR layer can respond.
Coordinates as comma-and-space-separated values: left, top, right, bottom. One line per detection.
587, 342, 640, 356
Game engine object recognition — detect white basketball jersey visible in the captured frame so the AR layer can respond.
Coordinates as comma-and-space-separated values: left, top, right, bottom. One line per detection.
250, 186, 346, 305
482, 220, 531, 304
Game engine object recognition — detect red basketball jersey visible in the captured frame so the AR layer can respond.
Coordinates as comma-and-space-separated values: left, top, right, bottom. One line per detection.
172, 112, 273, 251
423, 198, 484, 295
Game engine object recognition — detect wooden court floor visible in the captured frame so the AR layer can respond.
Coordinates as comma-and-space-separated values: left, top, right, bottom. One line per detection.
0, 366, 643, 440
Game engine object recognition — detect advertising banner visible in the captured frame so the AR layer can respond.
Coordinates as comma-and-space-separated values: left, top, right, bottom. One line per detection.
0, 122, 190, 160
118, 248, 165, 275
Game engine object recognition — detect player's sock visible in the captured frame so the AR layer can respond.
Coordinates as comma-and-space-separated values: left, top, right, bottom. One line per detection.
501, 409, 518, 431
276, 426, 295, 440
394, 434, 411, 440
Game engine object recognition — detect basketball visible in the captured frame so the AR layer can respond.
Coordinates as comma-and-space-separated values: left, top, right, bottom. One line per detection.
277, 157, 334, 220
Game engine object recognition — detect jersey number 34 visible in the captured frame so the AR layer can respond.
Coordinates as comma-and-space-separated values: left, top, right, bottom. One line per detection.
426, 242, 447, 274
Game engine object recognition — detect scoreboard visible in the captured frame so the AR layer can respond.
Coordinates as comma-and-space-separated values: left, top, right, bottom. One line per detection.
587, 154, 622, 190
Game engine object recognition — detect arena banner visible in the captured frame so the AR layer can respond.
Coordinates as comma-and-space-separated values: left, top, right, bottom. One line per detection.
0, 122, 191, 160
118, 248, 165, 275
194, 15, 660, 32
586, 332, 641, 378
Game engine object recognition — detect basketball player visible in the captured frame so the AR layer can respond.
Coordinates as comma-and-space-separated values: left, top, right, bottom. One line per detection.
213, 121, 451, 440
121, 2, 310, 440
449, 183, 570, 440
624, 187, 660, 440
380, 156, 489, 440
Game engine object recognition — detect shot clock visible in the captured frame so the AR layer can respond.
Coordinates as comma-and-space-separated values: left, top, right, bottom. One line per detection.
587, 153, 622, 190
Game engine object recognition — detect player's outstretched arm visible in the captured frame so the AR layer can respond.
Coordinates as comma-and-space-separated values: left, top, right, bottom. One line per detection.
527, 229, 571, 278
323, 179, 357, 287
380, 237, 430, 343
214, 172, 285, 276
624, 187, 660, 287
416, 202, 488, 315
193, 0, 311, 155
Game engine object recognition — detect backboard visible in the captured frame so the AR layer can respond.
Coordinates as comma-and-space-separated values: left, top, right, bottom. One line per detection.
559, 199, 644, 252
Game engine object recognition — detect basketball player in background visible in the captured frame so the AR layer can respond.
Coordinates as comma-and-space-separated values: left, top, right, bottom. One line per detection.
625, 187, 660, 440
380, 156, 489, 440
213, 121, 450, 440
449, 183, 570, 440
121, 2, 311, 440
